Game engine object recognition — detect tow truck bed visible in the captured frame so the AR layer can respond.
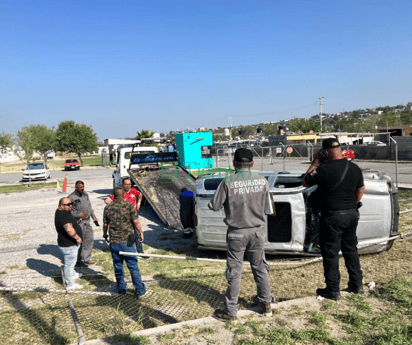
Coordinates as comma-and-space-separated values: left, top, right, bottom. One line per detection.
128, 159, 195, 229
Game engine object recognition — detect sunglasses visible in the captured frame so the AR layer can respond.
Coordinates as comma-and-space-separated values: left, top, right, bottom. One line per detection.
63, 203, 74, 207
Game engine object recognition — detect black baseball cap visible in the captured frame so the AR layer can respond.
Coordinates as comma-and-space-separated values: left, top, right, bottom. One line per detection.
322, 138, 341, 149
234, 148, 253, 162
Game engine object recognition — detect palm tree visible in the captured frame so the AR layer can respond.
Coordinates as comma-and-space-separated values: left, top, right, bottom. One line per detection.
134, 129, 154, 140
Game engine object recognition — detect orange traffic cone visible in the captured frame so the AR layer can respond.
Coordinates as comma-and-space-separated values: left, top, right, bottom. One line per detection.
62, 173, 68, 193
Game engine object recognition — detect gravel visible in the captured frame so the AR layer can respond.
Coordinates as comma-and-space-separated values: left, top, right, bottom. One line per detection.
0, 170, 194, 290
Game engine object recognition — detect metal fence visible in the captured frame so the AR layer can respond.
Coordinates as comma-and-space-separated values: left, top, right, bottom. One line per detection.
0, 267, 263, 345
102, 153, 111, 167
213, 140, 412, 187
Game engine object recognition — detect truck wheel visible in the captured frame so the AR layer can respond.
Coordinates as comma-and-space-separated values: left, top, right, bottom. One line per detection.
180, 196, 195, 230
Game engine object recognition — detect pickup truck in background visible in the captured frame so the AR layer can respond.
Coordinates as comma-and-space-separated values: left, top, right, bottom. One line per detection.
64, 159, 81, 170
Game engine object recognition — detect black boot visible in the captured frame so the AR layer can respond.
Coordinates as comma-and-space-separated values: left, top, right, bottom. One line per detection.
316, 287, 341, 300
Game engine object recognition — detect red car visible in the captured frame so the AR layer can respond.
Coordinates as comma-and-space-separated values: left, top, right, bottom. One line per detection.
342, 150, 355, 160
64, 159, 81, 170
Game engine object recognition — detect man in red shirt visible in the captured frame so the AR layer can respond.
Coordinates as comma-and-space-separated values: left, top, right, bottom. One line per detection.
106, 178, 145, 254
106, 178, 143, 211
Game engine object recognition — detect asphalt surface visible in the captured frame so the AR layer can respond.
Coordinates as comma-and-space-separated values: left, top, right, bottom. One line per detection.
2, 158, 412, 186
0, 166, 115, 185
0, 168, 196, 291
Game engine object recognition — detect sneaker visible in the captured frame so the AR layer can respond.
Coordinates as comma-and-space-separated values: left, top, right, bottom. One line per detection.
118, 290, 127, 295
183, 228, 194, 237
85, 260, 95, 265
344, 282, 364, 294
213, 309, 237, 322
316, 287, 341, 301
66, 283, 83, 291
258, 301, 272, 316
75, 262, 88, 268
135, 290, 147, 298
74, 272, 83, 279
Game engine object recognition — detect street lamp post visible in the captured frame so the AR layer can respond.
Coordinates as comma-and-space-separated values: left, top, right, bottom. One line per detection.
319, 97, 325, 131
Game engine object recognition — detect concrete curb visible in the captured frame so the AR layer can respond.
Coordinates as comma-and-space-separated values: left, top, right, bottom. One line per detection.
83, 297, 315, 344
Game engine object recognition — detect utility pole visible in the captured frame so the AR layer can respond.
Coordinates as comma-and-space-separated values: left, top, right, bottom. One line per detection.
318, 97, 325, 131
227, 117, 233, 140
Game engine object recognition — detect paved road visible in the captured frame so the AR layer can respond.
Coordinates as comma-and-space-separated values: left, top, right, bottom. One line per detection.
3, 159, 412, 187
0, 167, 115, 185
0, 170, 194, 290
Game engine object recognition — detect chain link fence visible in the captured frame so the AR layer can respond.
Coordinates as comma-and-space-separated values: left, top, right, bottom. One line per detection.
0, 267, 268, 345
212, 139, 412, 186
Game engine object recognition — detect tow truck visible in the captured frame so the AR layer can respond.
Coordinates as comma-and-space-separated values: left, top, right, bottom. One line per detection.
126, 148, 196, 230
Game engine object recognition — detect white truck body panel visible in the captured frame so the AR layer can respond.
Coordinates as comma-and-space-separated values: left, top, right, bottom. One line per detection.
112, 146, 159, 188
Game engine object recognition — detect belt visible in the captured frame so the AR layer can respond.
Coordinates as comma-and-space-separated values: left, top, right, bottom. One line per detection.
324, 209, 357, 214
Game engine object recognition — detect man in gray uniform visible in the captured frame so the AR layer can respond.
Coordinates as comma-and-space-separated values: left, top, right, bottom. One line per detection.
69, 180, 98, 267
208, 148, 274, 321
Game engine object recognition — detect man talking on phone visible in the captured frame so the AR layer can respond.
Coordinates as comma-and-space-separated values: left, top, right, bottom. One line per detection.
303, 138, 365, 300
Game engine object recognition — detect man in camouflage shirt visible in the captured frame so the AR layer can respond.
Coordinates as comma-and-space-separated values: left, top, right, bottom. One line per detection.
103, 187, 146, 296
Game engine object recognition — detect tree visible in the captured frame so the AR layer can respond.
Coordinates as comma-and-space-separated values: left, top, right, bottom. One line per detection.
400, 111, 412, 125
17, 127, 37, 186
333, 117, 358, 132
354, 119, 375, 133
134, 129, 154, 140
29, 125, 56, 163
288, 118, 320, 133
55, 121, 99, 163
378, 112, 400, 127
0, 131, 13, 172
0, 131, 13, 155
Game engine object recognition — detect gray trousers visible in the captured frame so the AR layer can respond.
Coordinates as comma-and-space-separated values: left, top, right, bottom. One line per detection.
224, 227, 271, 317
77, 220, 94, 263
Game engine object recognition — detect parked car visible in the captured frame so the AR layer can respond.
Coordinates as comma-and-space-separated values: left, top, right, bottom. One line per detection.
46, 150, 56, 159
342, 149, 355, 160
22, 163, 51, 181
364, 141, 387, 146
192, 170, 399, 256
64, 159, 81, 170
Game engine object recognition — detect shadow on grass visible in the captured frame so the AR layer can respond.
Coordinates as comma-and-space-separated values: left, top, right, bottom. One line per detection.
0, 285, 73, 345
94, 293, 178, 330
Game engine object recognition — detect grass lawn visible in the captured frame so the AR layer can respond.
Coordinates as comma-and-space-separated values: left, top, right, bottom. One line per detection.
0, 191, 411, 344
0, 181, 58, 194
0, 155, 106, 172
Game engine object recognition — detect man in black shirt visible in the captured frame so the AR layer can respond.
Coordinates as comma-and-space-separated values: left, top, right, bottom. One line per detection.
55, 197, 83, 290
303, 138, 365, 300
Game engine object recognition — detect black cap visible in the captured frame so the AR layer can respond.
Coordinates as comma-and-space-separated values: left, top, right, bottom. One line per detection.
234, 148, 253, 162
322, 138, 341, 149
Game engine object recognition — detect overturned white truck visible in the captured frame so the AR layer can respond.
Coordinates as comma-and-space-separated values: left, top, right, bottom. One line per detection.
193, 170, 399, 255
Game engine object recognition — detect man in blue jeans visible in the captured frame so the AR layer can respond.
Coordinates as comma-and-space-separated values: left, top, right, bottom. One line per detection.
54, 197, 83, 290
103, 187, 146, 296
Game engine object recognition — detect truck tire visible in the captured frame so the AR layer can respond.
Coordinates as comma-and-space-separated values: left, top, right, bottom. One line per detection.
180, 196, 195, 230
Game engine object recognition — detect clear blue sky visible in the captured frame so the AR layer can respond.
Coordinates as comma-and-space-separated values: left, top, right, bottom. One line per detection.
1, 0, 411, 140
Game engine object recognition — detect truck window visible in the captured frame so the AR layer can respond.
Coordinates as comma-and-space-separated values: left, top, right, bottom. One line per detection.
204, 178, 224, 190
